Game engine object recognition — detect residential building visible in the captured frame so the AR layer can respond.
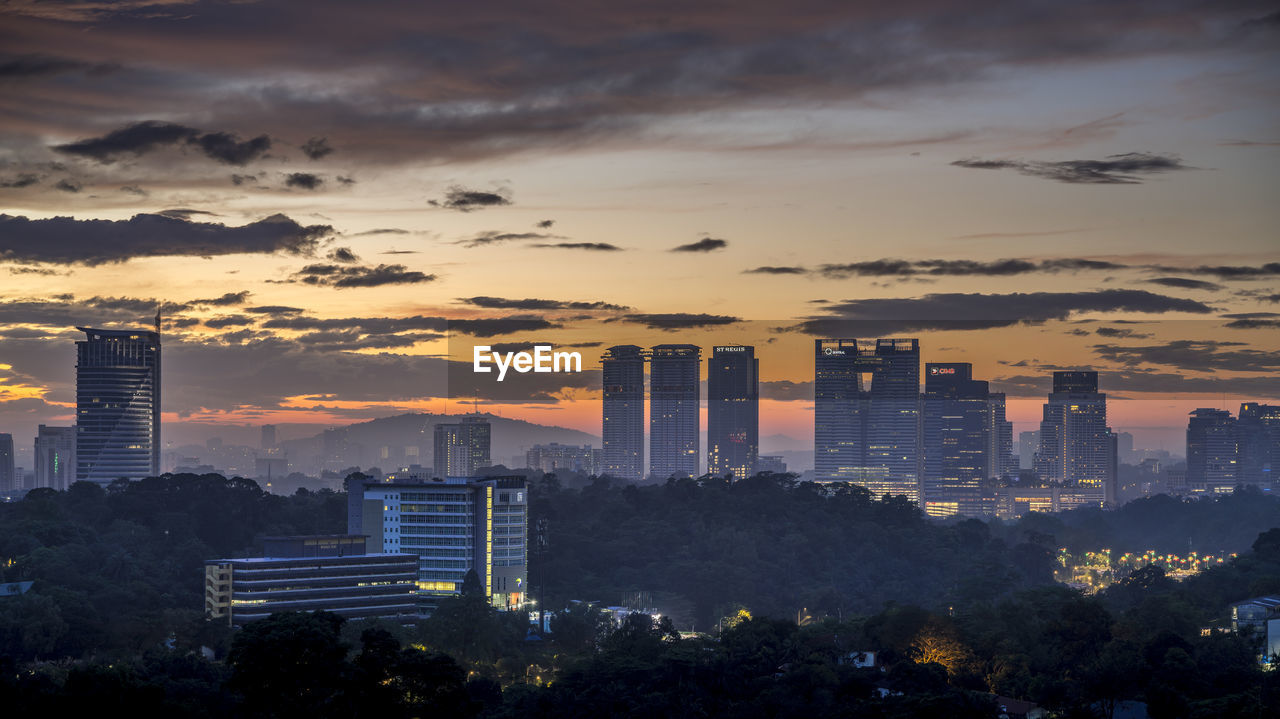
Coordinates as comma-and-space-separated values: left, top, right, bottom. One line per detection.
707, 345, 759, 480
0, 433, 13, 492
1036, 371, 1110, 502
433, 416, 491, 478
601, 345, 645, 481
649, 344, 701, 479
34, 425, 76, 490
526, 443, 599, 475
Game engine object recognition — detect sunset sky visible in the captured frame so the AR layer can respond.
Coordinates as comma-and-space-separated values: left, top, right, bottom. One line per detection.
1, 1, 1277, 467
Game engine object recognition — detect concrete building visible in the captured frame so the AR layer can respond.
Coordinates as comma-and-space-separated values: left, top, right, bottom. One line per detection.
1036, 371, 1111, 503
601, 345, 646, 481
0, 433, 13, 492
707, 345, 759, 480
1230, 595, 1280, 665
1238, 403, 1280, 489
204, 535, 418, 626
347, 475, 528, 611
75, 325, 161, 482
922, 362, 990, 517
1186, 408, 1239, 494
526, 443, 600, 475
649, 344, 701, 479
433, 416, 491, 478
34, 425, 76, 490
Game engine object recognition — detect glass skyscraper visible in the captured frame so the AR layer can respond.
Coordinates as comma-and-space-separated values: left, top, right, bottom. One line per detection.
707, 345, 759, 480
649, 344, 701, 479
1186, 408, 1239, 494
1036, 371, 1111, 501
75, 325, 161, 483
601, 345, 645, 481
922, 362, 989, 517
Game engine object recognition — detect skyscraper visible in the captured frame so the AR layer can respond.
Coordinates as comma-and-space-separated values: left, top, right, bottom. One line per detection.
987, 392, 1016, 480
814, 339, 867, 483
75, 325, 161, 483
261, 424, 277, 449
601, 345, 645, 481
1036, 372, 1110, 502
649, 344, 701, 479
433, 416, 491, 478
864, 338, 922, 502
922, 363, 989, 517
707, 345, 759, 480
1237, 403, 1280, 489
35, 425, 76, 490
1186, 408, 1239, 494
0, 433, 14, 492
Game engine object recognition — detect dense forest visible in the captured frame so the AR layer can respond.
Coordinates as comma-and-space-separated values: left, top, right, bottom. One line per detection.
2, 473, 1279, 716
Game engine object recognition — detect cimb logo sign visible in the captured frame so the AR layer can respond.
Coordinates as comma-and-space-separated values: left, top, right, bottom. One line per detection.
473, 345, 582, 382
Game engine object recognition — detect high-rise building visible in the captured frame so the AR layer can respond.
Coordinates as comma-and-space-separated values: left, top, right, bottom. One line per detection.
433, 416, 491, 478
813, 338, 921, 502
261, 424, 277, 449
649, 344, 701, 479
758, 455, 788, 474
707, 345, 759, 480
922, 363, 989, 517
1018, 430, 1040, 470
1036, 371, 1110, 501
1238, 403, 1280, 489
526, 443, 599, 475
601, 345, 645, 481
34, 425, 76, 490
1186, 408, 1239, 494
0, 433, 14, 492
347, 475, 527, 611
75, 325, 161, 483
987, 392, 1016, 480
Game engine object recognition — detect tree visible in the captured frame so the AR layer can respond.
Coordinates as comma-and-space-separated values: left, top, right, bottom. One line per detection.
226, 612, 353, 718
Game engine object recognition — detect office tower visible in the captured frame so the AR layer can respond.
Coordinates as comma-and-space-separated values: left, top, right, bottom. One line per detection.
707, 345, 759, 480
1018, 430, 1040, 470
204, 535, 418, 626
526, 443, 599, 475
347, 475, 527, 611
864, 339, 922, 502
0, 433, 13, 492
601, 345, 645, 481
1186, 408, 1239, 494
987, 392, 1016, 480
433, 416, 491, 478
649, 344, 701, 479
1105, 429, 1119, 505
35, 425, 76, 490
814, 339, 867, 483
1035, 372, 1110, 500
1238, 403, 1280, 488
922, 363, 989, 517
75, 325, 161, 483
261, 424, 277, 449
1115, 431, 1135, 466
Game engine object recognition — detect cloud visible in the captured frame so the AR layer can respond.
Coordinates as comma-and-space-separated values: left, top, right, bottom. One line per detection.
951, 152, 1189, 184
816, 257, 1123, 279
354, 228, 409, 236
456, 231, 555, 248
244, 305, 305, 316
1092, 340, 1280, 374
326, 246, 360, 263
744, 266, 808, 275
156, 208, 219, 220
1094, 327, 1151, 338
189, 291, 250, 307
1145, 262, 1280, 280
610, 313, 740, 330
536, 220, 555, 229
285, 263, 437, 288
285, 172, 323, 190
262, 315, 448, 334
449, 316, 562, 337
429, 186, 512, 211
531, 242, 622, 251
760, 379, 813, 401
300, 137, 333, 160
458, 296, 629, 311
204, 315, 255, 329
1220, 312, 1280, 330
0, 213, 331, 265
1144, 277, 1224, 291
791, 289, 1213, 334
53, 178, 81, 193
0, 53, 119, 79
53, 120, 271, 166
1, 173, 40, 188
672, 237, 728, 253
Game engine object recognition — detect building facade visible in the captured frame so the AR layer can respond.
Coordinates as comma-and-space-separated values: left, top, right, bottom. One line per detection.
525, 443, 600, 475
432, 416, 491, 478
34, 425, 76, 490
707, 345, 759, 480
1036, 371, 1111, 502
347, 475, 527, 611
1186, 408, 1240, 494
75, 325, 161, 483
649, 344, 701, 479
814, 339, 867, 483
0, 433, 13, 492
601, 345, 645, 481
922, 362, 989, 517
204, 535, 418, 626
1238, 403, 1280, 489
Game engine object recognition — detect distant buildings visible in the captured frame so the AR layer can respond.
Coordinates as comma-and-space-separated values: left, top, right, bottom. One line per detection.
707, 345, 759, 480
260, 424, 277, 449
0, 433, 14, 492
601, 345, 645, 481
757, 455, 788, 474
1035, 371, 1113, 504
34, 425, 76, 490
526, 443, 600, 475
433, 416, 491, 478
204, 535, 418, 627
1238, 403, 1280, 488
1018, 430, 1040, 470
75, 325, 161, 483
1186, 408, 1240, 493
649, 344, 701, 479
1230, 595, 1280, 665
346, 475, 528, 611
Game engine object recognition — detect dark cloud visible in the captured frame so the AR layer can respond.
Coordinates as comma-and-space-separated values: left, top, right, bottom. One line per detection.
1094, 327, 1151, 338
262, 315, 448, 334
285, 172, 323, 190
336, 175, 356, 186
744, 266, 808, 275
244, 305, 305, 316
230, 173, 260, 186
531, 242, 622, 251
119, 185, 148, 196
204, 315, 255, 329
449, 316, 562, 337
189, 291, 250, 307
791, 289, 1214, 334
326, 246, 360, 263
354, 228, 408, 236
291, 329, 443, 351
672, 237, 728, 253
8, 266, 64, 276
951, 152, 1189, 184
458, 296, 629, 311
1145, 262, 1280, 279
456, 231, 555, 248
1, 173, 39, 188
816, 257, 1124, 279
1144, 277, 1224, 291
536, 220, 555, 229
994, 371, 1280, 399
1092, 340, 1280, 374
429, 186, 512, 211
300, 137, 334, 160
53, 178, 81, 193
760, 379, 813, 401
156, 208, 219, 220
0, 53, 119, 79
192, 131, 272, 165
0, 213, 331, 265
286, 263, 437, 288
380, 250, 418, 255
1221, 312, 1280, 330
1265, 294, 1280, 303
610, 313, 740, 330
53, 120, 271, 166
